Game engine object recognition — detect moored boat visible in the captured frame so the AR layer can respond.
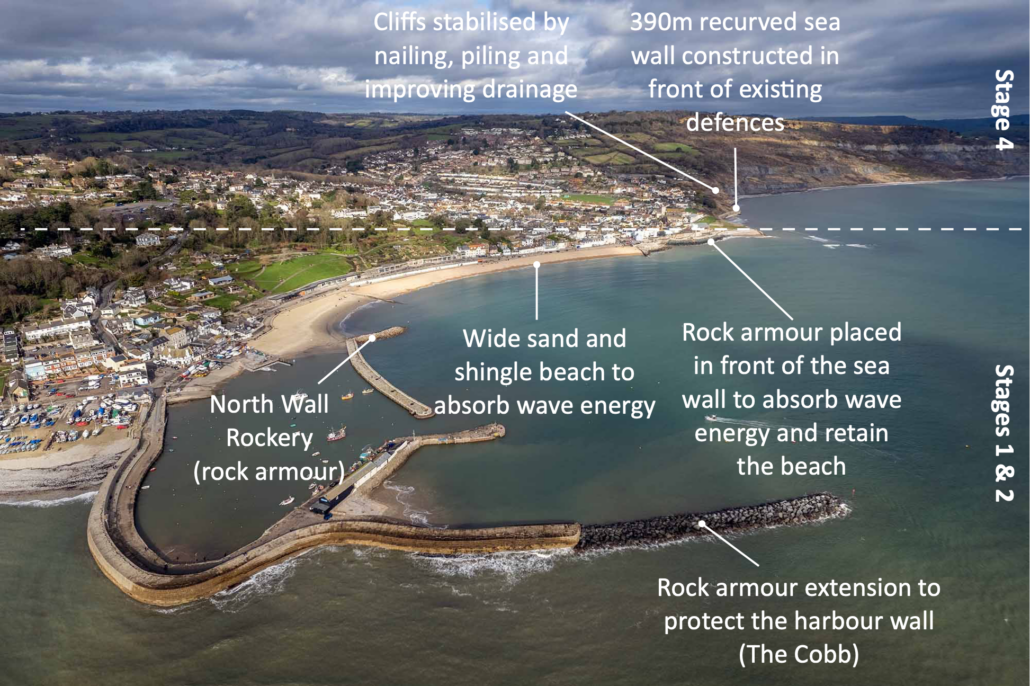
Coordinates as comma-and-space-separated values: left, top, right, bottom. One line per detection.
279, 496, 295, 506
340, 392, 354, 401
362, 388, 374, 395
327, 425, 347, 442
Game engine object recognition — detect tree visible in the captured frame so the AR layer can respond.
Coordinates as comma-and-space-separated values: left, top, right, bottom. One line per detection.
131, 179, 160, 201
226, 195, 258, 223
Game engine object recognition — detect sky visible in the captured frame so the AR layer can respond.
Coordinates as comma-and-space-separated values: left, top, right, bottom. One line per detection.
0, 0, 1027, 118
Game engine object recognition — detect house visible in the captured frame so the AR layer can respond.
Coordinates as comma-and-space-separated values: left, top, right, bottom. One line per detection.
133, 313, 163, 327
121, 287, 147, 308
189, 291, 216, 302
2, 330, 18, 362
22, 316, 91, 342
208, 275, 234, 287
160, 326, 188, 349
6, 370, 30, 400
164, 277, 195, 292
117, 362, 149, 387
23, 359, 46, 381
136, 234, 162, 248
33, 245, 73, 259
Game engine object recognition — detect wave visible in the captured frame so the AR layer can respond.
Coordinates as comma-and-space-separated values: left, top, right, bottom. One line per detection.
0, 490, 97, 508
411, 549, 573, 586
804, 236, 834, 243
846, 243, 872, 249
338, 300, 383, 336
209, 555, 305, 613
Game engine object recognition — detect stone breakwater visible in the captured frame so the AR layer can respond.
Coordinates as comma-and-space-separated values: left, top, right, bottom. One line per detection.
576, 493, 847, 550
346, 332, 435, 419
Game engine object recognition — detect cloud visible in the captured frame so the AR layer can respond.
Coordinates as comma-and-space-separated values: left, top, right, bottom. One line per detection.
0, 0, 1026, 117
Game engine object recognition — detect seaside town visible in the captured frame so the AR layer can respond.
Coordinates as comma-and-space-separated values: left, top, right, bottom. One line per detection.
0, 124, 748, 461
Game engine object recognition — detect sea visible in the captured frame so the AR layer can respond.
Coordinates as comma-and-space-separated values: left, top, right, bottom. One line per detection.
2, 179, 1027, 685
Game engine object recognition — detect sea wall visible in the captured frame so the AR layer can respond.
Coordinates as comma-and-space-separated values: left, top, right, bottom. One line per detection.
577, 493, 846, 550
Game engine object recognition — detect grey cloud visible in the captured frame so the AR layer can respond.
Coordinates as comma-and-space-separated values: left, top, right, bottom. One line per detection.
0, 0, 1025, 116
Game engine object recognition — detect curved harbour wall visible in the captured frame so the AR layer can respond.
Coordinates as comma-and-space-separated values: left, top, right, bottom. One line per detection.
86, 387, 847, 607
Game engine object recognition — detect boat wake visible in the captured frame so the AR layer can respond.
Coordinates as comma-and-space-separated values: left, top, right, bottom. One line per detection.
705, 416, 790, 430
384, 480, 434, 527
0, 490, 97, 508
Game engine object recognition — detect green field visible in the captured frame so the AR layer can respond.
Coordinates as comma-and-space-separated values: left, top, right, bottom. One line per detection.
584, 151, 636, 165
653, 142, 698, 154
231, 253, 353, 293
561, 194, 616, 205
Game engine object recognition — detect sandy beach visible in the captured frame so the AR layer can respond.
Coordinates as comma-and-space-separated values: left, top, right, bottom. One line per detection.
251, 246, 641, 359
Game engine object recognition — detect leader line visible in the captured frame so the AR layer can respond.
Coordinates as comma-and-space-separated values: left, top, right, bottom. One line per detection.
708, 238, 794, 321
564, 111, 720, 194
317, 335, 376, 385
699, 520, 760, 567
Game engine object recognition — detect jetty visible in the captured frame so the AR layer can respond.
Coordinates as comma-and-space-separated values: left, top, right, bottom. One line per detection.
346, 328, 435, 419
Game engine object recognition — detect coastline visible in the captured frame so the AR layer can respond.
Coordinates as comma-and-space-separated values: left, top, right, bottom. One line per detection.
250, 245, 641, 361
738, 174, 1026, 201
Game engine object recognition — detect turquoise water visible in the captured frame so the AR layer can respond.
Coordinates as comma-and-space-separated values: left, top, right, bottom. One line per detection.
2, 179, 1027, 685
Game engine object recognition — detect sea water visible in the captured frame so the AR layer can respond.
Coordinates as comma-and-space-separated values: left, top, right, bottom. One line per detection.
2, 179, 1027, 685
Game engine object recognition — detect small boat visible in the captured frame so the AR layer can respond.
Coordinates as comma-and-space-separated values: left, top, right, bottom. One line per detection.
321, 459, 329, 464
705, 415, 718, 421
327, 426, 347, 442
362, 388, 374, 395
280, 496, 295, 506
149, 467, 156, 472
290, 423, 297, 428
291, 390, 308, 401
340, 392, 354, 401
141, 485, 150, 490
312, 451, 321, 457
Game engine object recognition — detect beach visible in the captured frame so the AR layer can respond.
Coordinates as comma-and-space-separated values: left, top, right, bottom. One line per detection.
252, 246, 641, 360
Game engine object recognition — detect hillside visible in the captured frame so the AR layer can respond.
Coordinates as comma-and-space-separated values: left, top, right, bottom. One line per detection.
1, 109, 1025, 210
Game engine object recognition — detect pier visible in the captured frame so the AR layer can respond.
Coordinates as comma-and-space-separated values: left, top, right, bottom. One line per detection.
346, 330, 435, 419
319, 423, 505, 505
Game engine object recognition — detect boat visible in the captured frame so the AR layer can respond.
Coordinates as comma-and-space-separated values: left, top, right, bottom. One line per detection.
279, 496, 295, 506
141, 485, 150, 490
312, 451, 321, 457
290, 391, 308, 402
327, 425, 347, 442
705, 415, 718, 421
340, 392, 354, 401
362, 388, 374, 395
